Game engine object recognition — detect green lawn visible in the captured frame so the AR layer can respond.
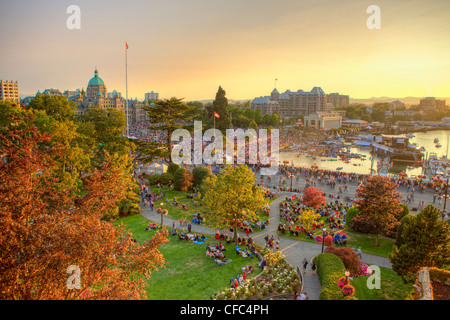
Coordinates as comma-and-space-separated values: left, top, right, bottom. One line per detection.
352, 267, 413, 300
118, 214, 260, 300
150, 186, 273, 232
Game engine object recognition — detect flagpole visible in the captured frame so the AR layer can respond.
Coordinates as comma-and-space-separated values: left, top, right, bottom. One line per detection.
125, 41, 129, 138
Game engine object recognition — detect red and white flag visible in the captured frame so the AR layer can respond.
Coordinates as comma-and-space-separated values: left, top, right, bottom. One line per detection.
214, 112, 220, 119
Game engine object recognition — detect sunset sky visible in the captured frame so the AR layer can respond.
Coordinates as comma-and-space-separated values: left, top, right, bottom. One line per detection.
1, 0, 449, 101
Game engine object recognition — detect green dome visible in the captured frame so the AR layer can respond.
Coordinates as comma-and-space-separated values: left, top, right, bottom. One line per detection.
88, 68, 105, 87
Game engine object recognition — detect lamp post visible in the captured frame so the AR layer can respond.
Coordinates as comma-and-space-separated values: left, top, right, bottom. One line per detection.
321, 227, 327, 253
289, 173, 294, 191
160, 202, 164, 227
443, 175, 449, 221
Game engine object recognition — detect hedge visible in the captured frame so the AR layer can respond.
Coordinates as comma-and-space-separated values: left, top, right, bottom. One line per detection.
314, 253, 347, 300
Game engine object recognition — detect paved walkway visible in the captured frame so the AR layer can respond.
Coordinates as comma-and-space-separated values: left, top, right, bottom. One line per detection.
139, 187, 392, 300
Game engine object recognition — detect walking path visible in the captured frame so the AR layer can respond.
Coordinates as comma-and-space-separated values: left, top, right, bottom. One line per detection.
139, 188, 392, 300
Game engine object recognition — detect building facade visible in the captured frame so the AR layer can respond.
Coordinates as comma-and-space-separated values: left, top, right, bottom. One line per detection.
303, 111, 342, 130
0, 80, 20, 104
32, 68, 150, 124
145, 91, 159, 101
251, 87, 328, 118
419, 97, 446, 111
326, 92, 349, 108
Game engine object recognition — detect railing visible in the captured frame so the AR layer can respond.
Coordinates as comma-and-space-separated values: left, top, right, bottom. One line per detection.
295, 265, 305, 294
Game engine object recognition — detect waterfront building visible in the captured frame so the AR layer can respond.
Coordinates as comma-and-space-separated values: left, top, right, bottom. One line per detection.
303, 111, 342, 130
326, 92, 349, 108
419, 97, 446, 111
341, 119, 369, 129
0, 80, 20, 104
251, 86, 328, 118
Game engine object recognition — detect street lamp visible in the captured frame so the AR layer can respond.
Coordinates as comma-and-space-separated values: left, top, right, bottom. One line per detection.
289, 173, 294, 191
321, 227, 327, 253
443, 175, 449, 221
160, 202, 164, 227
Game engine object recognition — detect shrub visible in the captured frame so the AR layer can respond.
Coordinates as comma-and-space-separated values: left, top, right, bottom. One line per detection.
345, 206, 360, 229
167, 163, 181, 176
159, 172, 173, 185
315, 253, 349, 300
192, 166, 212, 188
397, 203, 410, 221
147, 174, 161, 185
173, 167, 193, 191
324, 245, 361, 273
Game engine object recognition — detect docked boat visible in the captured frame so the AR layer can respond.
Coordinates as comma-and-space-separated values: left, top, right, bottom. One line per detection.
436, 143, 442, 148
406, 134, 415, 138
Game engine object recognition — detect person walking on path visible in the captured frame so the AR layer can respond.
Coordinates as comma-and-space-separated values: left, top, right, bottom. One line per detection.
302, 258, 308, 274
188, 222, 192, 233
311, 259, 316, 276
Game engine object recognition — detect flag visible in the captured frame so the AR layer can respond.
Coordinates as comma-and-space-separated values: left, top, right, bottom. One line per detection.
214, 112, 220, 119
126, 42, 129, 49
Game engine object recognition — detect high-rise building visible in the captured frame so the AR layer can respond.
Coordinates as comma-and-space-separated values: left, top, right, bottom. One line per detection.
0, 80, 20, 104
251, 87, 327, 117
145, 91, 159, 101
419, 97, 446, 111
326, 92, 349, 108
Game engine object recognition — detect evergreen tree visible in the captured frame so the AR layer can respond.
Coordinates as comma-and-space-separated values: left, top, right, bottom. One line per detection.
389, 205, 450, 283
138, 97, 198, 163
212, 86, 231, 131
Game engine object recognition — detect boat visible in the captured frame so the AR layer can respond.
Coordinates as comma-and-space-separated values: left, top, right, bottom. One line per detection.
336, 167, 343, 171
436, 143, 442, 148
406, 134, 415, 138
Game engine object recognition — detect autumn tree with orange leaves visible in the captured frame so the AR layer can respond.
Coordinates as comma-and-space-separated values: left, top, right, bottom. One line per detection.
0, 115, 168, 300
302, 186, 326, 209
353, 175, 402, 247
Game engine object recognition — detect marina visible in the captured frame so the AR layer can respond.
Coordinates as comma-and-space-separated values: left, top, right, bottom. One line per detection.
279, 129, 450, 178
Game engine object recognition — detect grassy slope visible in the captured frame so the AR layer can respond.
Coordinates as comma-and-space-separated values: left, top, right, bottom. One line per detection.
118, 214, 260, 300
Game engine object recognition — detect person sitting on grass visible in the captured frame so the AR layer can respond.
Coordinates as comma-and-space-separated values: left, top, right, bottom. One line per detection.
215, 259, 224, 266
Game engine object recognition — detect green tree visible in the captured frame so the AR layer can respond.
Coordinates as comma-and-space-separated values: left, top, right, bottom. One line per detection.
167, 162, 182, 176
192, 166, 212, 189
139, 97, 197, 163
345, 206, 360, 229
248, 120, 258, 130
254, 109, 262, 125
202, 165, 268, 243
389, 205, 450, 283
28, 94, 76, 121
212, 86, 231, 131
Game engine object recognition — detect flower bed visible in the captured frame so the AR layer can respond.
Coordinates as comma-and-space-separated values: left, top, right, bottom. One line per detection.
211, 248, 300, 300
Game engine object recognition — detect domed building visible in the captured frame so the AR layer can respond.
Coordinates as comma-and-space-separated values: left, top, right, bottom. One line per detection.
86, 68, 107, 99
76, 67, 125, 114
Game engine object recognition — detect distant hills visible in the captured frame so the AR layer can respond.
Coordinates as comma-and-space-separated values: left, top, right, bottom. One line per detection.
349, 96, 449, 106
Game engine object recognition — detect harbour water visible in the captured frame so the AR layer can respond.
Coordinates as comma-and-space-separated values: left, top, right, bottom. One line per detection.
279, 130, 450, 177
